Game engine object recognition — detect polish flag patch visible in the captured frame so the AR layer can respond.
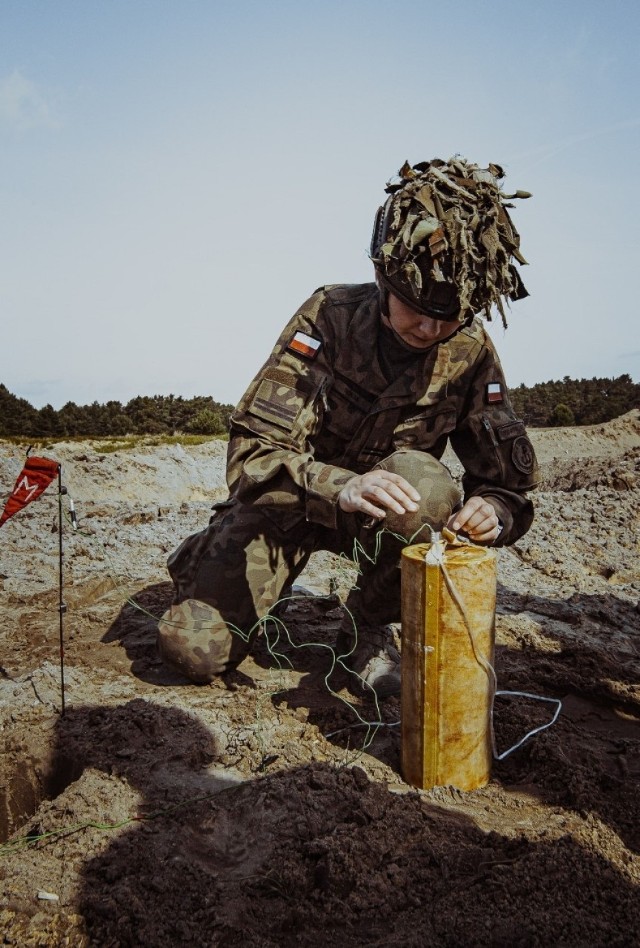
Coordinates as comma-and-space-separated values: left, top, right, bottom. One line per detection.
287, 331, 322, 360
486, 382, 504, 404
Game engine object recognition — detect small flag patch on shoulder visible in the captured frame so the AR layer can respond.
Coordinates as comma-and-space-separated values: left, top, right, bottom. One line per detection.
287, 331, 322, 359
486, 382, 504, 404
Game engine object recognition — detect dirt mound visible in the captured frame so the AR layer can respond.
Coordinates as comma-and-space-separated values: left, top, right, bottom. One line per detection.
0, 416, 639, 945
539, 447, 640, 491
529, 409, 640, 464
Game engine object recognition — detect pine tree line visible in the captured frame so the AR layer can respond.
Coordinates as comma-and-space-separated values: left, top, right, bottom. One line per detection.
0, 386, 234, 437
509, 374, 639, 427
0, 374, 638, 437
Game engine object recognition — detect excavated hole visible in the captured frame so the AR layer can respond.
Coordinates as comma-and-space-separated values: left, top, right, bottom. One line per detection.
0, 728, 83, 843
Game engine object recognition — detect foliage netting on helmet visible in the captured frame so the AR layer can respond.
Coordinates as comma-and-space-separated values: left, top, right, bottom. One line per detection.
370, 157, 532, 327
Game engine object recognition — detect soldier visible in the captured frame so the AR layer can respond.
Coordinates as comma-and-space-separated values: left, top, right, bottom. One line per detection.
158, 157, 539, 698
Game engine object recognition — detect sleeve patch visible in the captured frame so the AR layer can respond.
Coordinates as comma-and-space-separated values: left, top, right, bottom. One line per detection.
486, 382, 504, 404
247, 379, 303, 431
287, 331, 322, 360
511, 436, 535, 474
264, 367, 299, 388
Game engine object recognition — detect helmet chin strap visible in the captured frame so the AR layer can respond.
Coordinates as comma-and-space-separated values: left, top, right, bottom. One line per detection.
378, 284, 391, 320
378, 290, 432, 352
377, 285, 471, 352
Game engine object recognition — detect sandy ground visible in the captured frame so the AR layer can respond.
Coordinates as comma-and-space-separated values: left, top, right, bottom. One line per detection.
0, 412, 639, 946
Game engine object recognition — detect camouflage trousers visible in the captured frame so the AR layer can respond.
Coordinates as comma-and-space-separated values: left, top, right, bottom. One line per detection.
158, 450, 461, 683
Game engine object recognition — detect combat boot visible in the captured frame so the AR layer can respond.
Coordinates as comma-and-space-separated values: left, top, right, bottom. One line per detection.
336, 616, 401, 699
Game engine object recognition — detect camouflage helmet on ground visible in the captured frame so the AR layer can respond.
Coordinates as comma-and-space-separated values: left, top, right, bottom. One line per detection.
370, 157, 531, 326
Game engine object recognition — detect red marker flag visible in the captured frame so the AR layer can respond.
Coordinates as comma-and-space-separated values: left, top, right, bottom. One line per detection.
0, 456, 60, 528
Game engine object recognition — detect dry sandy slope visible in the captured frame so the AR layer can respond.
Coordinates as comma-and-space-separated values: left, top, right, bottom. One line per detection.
0, 412, 638, 946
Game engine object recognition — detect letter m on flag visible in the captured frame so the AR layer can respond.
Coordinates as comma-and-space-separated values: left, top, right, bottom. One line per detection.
0, 456, 60, 528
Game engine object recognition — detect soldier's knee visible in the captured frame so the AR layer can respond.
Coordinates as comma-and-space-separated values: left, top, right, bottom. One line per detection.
374, 450, 462, 540
157, 599, 247, 684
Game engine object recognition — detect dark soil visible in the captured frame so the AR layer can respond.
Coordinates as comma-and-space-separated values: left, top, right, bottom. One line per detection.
1, 414, 639, 946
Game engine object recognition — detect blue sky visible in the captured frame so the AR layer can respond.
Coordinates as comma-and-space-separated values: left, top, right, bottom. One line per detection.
1, 0, 638, 409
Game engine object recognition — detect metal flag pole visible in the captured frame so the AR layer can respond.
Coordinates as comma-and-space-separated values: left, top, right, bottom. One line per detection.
57, 465, 67, 715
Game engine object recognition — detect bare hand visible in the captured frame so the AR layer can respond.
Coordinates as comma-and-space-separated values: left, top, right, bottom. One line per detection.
338, 471, 420, 520
447, 497, 500, 544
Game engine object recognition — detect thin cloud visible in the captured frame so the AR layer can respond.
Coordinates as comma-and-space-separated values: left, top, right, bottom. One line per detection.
0, 70, 60, 130
512, 117, 640, 172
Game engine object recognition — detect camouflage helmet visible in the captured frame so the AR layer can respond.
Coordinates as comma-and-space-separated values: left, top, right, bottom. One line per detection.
370, 157, 531, 326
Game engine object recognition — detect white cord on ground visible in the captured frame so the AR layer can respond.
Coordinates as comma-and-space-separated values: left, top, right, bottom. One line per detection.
492, 690, 562, 760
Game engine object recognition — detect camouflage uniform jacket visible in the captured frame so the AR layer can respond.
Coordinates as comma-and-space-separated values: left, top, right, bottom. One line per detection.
227, 283, 538, 545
